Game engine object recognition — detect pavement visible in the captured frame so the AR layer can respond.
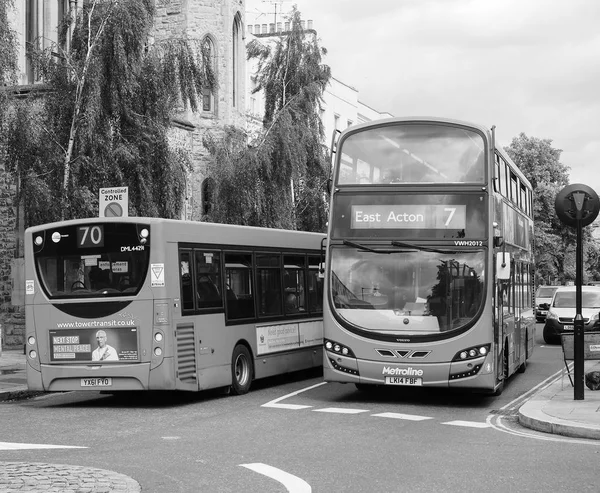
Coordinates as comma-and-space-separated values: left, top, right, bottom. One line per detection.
1, 350, 600, 491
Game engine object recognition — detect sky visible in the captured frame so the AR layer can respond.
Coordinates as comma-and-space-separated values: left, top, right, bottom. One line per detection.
246, 0, 600, 194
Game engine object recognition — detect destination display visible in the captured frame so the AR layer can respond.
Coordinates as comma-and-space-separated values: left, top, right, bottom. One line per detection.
351, 205, 466, 230
331, 193, 486, 239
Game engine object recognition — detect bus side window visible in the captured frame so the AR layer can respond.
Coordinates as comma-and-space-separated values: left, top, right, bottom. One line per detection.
257, 253, 282, 316
195, 250, 223, 309
225, 252, 255, 320
179, 250, 194, 312
284, 255, 306, 314
308, 256, 323, 313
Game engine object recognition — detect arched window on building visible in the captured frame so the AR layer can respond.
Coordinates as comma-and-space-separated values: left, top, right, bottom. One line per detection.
232, 13, 243, 108
202, 178, 215, 216
202, 36, 216, 113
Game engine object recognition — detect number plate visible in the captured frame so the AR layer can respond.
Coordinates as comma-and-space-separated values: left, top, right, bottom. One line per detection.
81, 378, 112, 387
385, 376, 422, 386
564, 325, 574, 331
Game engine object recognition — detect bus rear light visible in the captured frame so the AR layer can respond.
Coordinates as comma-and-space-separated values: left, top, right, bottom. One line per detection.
452, 344, 491, 362
324, 339, 356, 358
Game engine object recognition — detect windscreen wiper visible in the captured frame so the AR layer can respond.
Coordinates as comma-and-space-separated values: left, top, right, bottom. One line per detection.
343, 240, 409, 254
391, 240, 460, 254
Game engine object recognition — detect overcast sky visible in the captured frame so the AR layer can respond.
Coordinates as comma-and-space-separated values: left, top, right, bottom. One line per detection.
247, 0, 600, 193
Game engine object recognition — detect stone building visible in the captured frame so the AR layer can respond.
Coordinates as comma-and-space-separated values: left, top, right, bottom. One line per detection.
2, 0, 247, 348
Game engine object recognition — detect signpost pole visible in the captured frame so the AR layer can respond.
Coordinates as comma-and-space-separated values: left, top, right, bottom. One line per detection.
574, 210, 584, 400
555, 185, 600, 401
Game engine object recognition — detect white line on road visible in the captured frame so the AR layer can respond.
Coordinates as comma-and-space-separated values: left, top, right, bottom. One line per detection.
313, 407, 369, 414
262, 381, 327, 409
241, 463, 311, 493
442, 420, 491, 428
0, 441, 87, 450
371, 412, 432, 421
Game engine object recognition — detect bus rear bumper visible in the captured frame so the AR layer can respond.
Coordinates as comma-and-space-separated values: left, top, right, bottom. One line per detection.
35, 363, 157, 392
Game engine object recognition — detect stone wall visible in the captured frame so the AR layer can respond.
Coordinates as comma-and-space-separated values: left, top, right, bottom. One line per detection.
0, 161, 24, 349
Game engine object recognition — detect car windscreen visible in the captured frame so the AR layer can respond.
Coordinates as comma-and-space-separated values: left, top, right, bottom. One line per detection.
553, 291, 600, 309
537, 287, 557, 298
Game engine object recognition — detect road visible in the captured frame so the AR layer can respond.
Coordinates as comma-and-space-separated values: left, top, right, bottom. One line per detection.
1, 323, 597, 492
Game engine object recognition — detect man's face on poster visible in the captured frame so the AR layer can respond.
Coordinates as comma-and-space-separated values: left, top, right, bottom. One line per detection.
96, 331, 107, 348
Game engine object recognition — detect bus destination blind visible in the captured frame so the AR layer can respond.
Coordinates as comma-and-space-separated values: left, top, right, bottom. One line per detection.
351, 205, 467, 230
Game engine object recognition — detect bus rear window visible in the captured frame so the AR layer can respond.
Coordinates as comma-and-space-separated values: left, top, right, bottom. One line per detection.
32, 223, 150, 298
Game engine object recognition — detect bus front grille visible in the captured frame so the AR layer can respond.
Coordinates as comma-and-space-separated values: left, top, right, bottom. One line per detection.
176, 324, 197, 383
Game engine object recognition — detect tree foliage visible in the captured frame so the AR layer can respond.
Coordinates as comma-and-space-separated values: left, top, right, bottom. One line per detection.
506, 133, 600, 284
3, 0, 214, 226
203, 6, 331, 232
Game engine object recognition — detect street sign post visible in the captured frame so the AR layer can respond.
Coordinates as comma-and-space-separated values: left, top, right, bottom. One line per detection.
555, 184, 600, 400
99, 187, 128, 218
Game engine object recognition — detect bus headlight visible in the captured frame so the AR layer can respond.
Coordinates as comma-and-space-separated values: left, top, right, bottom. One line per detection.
154, 332, 163, 342
28, 336, 36, 346
154, 347, 162, 357
29, 350, 37, 359
453, 344, 491, 362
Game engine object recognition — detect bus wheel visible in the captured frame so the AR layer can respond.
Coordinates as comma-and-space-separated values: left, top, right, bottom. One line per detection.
492, 347, 509, 396
518, 332, 528, 373
231, 344, 253, 395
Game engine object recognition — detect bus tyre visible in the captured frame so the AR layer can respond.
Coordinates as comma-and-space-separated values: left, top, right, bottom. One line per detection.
518, 332, 528, 373
492, 347, 509, 396
231, 344, 253, 395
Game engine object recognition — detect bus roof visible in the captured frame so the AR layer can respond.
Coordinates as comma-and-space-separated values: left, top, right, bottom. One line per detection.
25, 217, 326, 251
334, 116, 532, 191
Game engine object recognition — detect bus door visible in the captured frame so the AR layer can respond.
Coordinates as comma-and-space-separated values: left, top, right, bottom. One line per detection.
496, 256, 515, 381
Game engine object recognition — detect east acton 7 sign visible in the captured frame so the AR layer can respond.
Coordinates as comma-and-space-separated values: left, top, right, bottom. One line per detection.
351, 205, 466, 229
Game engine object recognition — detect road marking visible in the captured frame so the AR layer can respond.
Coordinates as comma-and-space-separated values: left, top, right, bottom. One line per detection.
313, 407, 369, 414
371, 412, 432, 421
262, 382, 327, 409
0, 441, 87, 450
241, 463, 311, 493
442, 420, 491, 428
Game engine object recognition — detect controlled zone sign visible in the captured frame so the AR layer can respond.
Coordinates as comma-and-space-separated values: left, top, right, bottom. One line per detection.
99, 187, 128, 217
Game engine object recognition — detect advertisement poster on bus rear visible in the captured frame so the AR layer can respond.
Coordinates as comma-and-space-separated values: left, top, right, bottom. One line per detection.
49, 327, 139, 363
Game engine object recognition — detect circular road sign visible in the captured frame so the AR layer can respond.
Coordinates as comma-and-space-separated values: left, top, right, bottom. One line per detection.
555, 183, 600, 227
104, 202, 124, 217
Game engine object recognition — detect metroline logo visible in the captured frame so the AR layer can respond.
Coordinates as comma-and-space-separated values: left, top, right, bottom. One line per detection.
382, 366, 424, 377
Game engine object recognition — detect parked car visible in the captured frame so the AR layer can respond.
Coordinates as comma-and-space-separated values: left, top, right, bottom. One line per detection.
542, 285, 600, 344
535, 285, 559, 322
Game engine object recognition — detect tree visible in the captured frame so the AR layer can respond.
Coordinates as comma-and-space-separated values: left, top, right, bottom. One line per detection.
203, 6, 331, 232
0, 0, 18, 138
505, 133, 599, 284
3, 0, 214, 226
